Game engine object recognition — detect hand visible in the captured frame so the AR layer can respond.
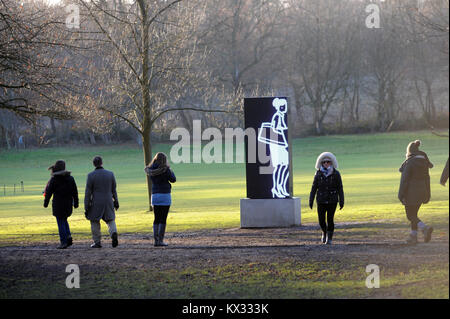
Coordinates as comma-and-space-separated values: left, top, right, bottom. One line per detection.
339, 203, 344, 210
43, 202, 48, 208
309, 202, 313, 210
440, 181, 446, 187
114, 201, 119, 211
74, 204, 79, 209
84, 211, 89, 219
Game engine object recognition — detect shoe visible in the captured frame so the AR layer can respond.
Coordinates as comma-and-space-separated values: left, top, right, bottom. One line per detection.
57, 243, 68, 249
157, 224, 168, 247
153, 224, 160, 247
406, 233, 418, 245
423, 226, 433, 243
90, 243, 102, 248
271, 188, 285, 199
67, 237, 73, 247
321, 232, 327, 244
326, 231, 333, 245
111, 232, 118, 248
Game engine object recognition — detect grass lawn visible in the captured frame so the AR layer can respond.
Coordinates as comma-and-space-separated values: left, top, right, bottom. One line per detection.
0, 130, 448, 299
0, 130, 448, 242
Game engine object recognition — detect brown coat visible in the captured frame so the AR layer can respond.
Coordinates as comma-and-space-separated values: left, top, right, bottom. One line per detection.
398, 156, 431, 206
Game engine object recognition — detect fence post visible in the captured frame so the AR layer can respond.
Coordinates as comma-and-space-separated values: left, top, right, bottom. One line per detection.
21, 181, 24, 192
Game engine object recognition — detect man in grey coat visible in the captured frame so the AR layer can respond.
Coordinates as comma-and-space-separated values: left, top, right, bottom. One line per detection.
85, 156, 119, 248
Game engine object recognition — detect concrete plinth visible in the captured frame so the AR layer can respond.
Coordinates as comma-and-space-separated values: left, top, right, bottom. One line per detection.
240, 197, 301, 228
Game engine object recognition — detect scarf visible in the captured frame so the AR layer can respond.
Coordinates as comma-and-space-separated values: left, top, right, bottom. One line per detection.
320, 165, 333, 177
145, 165, 168, 177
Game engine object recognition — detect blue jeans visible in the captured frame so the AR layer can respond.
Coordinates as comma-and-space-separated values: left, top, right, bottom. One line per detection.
56, 217, 72, 245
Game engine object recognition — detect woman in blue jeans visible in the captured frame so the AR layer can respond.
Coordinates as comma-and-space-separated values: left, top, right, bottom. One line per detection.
44, 160, 79, 249
145, 152, 176, 247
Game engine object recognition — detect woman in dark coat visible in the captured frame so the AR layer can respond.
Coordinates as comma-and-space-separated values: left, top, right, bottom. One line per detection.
398, 140, 433, 245
145, 152, 176, 247
309, 152, 344, 245
43, 160, 79, 249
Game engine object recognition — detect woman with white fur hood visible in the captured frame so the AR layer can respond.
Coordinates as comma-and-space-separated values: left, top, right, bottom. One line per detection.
309, 152, 344, 245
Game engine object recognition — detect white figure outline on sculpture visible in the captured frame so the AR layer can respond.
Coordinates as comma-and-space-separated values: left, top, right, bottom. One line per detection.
257, 98, 290, 198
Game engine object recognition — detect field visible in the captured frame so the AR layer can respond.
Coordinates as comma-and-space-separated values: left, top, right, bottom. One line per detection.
0, 131, 448, 299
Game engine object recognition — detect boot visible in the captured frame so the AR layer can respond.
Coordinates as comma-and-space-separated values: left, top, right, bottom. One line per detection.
423, 226, 433, 243
326, 231, 333, 245
321, 232, 327, 244
157, 224, 168, 247
66, 237, 73, 247
111, 232, 118, 248
406, 232, 418, 245
57, 243, 68, 249
153, 224, 160, 247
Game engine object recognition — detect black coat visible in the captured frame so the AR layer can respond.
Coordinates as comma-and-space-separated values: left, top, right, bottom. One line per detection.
440, 158, 449, 186
398, 156, 431, 206
309, 169, 344, 207
44, 171, 79, 218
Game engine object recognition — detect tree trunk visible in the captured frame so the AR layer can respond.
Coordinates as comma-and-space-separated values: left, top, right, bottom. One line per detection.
142, 128, 153, 212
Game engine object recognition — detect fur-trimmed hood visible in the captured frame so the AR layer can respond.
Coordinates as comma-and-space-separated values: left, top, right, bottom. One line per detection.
315, 152, 338, 170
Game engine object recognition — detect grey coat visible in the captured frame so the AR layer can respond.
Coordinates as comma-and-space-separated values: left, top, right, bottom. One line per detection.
84, 167, 118, 222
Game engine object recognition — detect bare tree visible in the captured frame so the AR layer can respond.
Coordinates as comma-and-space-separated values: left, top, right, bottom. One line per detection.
283, 0, 353, 135
75, 0, 229, 210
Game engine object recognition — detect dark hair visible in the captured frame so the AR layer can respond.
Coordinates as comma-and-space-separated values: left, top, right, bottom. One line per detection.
49, 160, 65, 172
149, 152, 168, 168
93, 156, 103, 168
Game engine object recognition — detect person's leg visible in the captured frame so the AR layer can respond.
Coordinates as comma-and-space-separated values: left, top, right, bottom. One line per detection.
405, 205, 421, 244
413, 204, 433, 243
106, 220, 118, 247
56, 218, 68, 247
90, 220, 102, 247
153, 206, 163, 246
317, 204, 327, 243
325, 203, 338, 245
63, 218, 72, 246
158, 206, 170, 246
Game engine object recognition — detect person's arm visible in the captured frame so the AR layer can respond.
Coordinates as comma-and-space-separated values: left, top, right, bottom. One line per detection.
337, 172, 344, 209
167, 168, 176, 183
71, 177, 79, 209
309, 172, 318, 209
112, 173, 119, 210
84, 174, 93, 213
440, 158, 449, 186
398, 162, 412, 204
43, 178, 54, 208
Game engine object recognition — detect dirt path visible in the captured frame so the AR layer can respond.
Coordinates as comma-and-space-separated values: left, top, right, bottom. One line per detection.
0, 221, 448, 298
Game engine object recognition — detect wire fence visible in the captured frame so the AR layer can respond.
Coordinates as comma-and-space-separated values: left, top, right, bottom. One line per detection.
1, 181, 25, 196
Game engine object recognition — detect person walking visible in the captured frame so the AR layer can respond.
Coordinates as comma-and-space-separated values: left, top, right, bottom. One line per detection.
145, 152, 176, 247
84, 156, 119, 248
44, 160, 79, 249
398, 140, 434, 245
309, 152, 344, 245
